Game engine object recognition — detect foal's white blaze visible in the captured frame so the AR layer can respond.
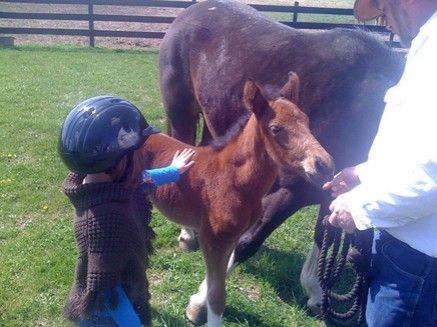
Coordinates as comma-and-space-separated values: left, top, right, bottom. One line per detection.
303, 159, 316, 177
300, 243, 323, 312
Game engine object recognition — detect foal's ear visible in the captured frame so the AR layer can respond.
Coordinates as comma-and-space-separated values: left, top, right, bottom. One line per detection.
243, 80, 269, 118
279, 71, 300, 104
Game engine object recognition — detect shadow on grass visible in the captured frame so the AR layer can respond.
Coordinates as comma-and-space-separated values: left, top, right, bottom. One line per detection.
240, 244, 366, 327
240, 245, 309, 307
152, 307, 191, 327
224, 306, 287, 327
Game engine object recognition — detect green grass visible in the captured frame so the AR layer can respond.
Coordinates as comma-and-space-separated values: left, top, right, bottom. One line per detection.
0, 45, 324, 326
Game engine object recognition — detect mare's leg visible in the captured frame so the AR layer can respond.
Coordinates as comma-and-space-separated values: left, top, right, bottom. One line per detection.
160, 64, 202, 251
160, 64, 198, 145
300, 202, 330, 315
230, 177, 326, 266
300, 243, 322, 315
228, 180, 329, 314
177, 116, 212, 252
230, 184, 303, 268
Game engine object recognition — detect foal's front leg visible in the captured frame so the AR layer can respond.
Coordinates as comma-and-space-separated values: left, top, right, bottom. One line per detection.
186, 235, 233, 326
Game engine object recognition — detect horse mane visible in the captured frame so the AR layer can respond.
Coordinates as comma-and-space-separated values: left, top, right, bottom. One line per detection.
210, 113, 251, 151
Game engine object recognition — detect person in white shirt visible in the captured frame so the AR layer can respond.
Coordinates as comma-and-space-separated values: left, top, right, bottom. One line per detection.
323, 0, 437, 326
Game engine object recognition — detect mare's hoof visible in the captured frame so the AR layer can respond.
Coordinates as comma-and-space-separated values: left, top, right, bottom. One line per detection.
178, 236, 199, 252
179, 239, 199, 252
307, 299, 322, 317
186, 302, 207, 326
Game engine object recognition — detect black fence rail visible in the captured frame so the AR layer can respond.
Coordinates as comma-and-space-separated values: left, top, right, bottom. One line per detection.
0, 0, 397, 48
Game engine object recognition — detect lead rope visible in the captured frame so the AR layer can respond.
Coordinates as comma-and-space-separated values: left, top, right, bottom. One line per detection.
317, 216, 373, 326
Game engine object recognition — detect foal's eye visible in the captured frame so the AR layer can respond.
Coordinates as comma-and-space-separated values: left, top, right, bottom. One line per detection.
269, 125, 283, 135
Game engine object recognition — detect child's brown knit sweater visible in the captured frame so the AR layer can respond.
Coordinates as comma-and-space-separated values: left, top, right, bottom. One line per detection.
62, 172, 154, 325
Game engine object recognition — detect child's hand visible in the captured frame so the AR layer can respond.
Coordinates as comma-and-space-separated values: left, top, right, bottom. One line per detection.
171, 148, 196, 174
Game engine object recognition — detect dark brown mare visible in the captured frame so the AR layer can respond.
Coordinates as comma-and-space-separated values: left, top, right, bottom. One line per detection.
142, 75, 334, 326
159, 0, 405, 313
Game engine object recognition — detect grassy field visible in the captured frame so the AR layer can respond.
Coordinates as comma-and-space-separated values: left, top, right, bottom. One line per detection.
0, 45, 325, 327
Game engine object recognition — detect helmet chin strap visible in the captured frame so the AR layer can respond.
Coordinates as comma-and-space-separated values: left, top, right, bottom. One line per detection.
119, 150, 134, 183
142, 126, 155, 136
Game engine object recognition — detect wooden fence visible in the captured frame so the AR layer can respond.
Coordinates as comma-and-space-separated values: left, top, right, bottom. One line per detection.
0, 0, 397, 47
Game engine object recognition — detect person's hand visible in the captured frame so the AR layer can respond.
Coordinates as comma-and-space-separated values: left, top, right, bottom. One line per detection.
328, 196, 357, 234
171, 148, 196, 174
323, 166, 360, 197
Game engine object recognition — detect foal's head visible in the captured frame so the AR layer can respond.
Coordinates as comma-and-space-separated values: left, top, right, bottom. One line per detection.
243, 72, 334, 187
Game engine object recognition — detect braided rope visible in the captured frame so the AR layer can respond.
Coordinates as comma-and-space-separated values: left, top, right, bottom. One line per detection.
317, 216, 373, 326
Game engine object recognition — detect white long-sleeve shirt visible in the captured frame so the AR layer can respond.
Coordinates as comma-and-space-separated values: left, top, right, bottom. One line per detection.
339, 11, 437, 258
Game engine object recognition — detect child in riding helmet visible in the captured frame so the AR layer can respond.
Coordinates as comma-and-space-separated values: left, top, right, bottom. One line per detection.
58, 96, 195, 326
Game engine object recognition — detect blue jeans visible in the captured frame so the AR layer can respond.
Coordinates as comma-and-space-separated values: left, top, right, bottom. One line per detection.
366, 231, 437, 327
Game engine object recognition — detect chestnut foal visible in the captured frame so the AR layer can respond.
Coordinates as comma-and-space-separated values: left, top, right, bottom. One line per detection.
142, 74, 334, 326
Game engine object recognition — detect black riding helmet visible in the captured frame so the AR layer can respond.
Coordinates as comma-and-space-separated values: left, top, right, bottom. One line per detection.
58, 96, 160, 174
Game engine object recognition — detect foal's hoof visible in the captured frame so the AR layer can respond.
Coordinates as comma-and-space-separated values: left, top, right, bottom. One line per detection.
178, 235, 199, 252
186, 302, 207, 326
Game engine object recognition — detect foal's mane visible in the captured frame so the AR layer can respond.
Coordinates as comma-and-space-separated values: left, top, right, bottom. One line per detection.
210, 113, 251, 151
